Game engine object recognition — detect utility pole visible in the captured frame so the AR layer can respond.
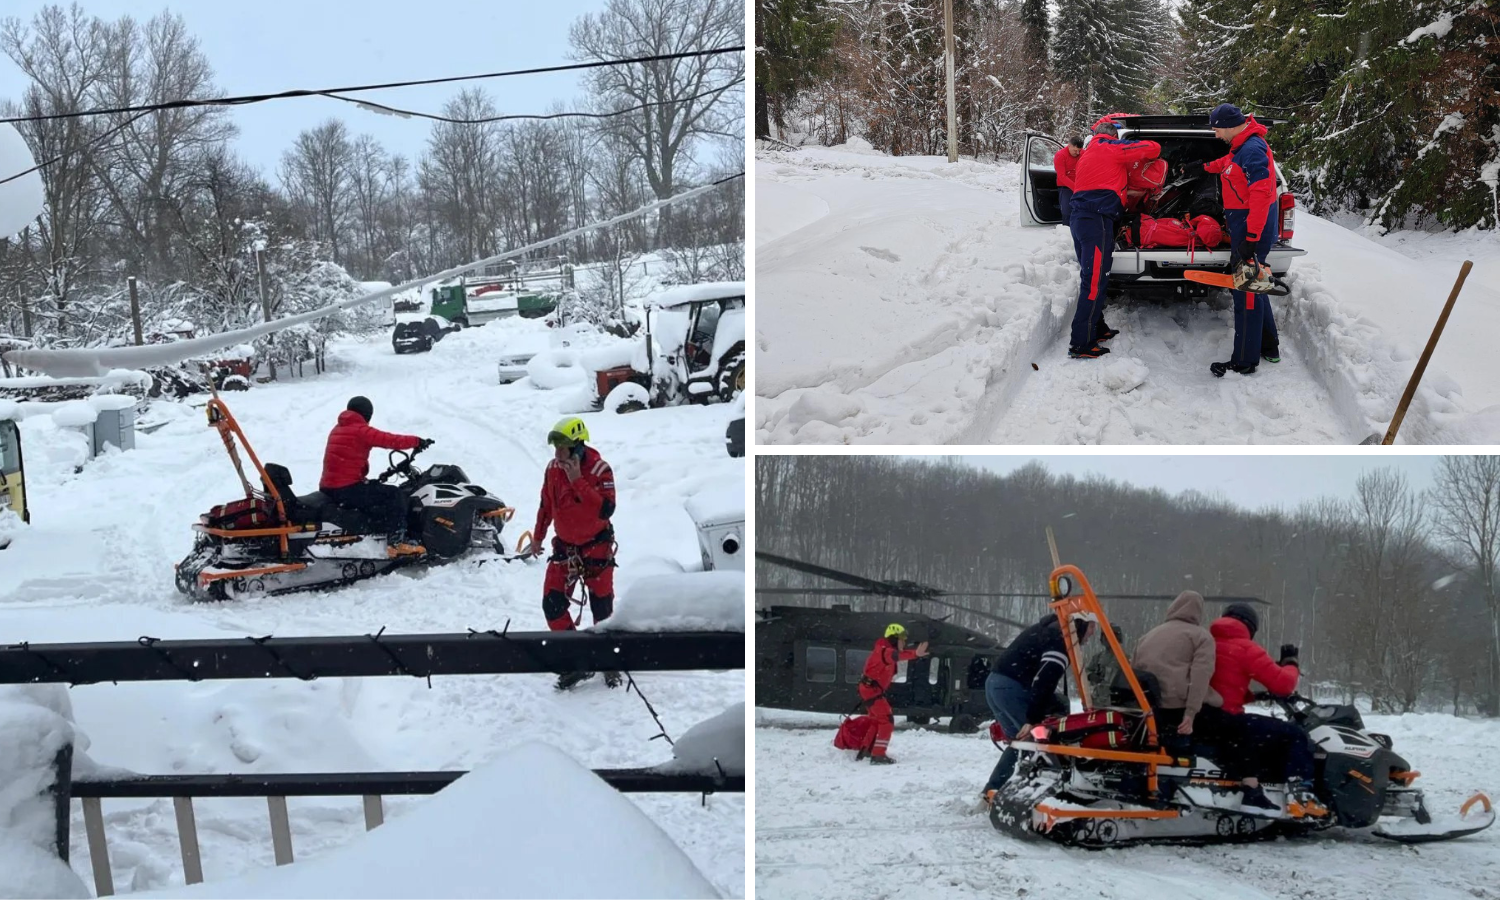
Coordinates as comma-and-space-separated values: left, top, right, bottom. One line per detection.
17, 287, 30, 339
127, 276, 143, 346
944, 0, 958, 163
255, 247, 276, 381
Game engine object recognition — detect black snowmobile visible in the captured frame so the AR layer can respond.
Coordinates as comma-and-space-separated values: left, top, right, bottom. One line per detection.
175, 396, 515, 601
987, 565, 1495, 848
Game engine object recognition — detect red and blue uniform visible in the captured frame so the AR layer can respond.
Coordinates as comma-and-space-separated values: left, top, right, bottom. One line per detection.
858, 638, 918, 760
1205, 117, 1281, 367
534, 446, 617, 631
1068, 135, 1161, 351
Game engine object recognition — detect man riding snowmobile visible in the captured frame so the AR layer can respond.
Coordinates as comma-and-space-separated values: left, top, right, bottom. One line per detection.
531, 417, 619, 691
320, 396, 431, 557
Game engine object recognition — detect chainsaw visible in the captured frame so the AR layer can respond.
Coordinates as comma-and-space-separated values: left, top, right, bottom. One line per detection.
1183, 259, 1291, 296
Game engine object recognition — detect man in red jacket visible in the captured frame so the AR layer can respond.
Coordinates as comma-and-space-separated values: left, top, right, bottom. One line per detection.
1053, 136, 1083, 222
1208, 603, 1325, 818
319, 396, 430, 556
531, 416, 619, 689
1067, 117, 1161, 358
857, 623, 929, 764
1203, 104, 1282, 377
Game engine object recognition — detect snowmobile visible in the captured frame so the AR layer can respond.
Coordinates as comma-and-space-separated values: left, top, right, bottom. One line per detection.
987, 564, 1494, 848
175, 394, 516, 601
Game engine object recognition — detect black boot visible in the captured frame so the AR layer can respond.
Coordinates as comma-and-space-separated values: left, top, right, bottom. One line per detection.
555, 671, 596, 691
869, 755, 896, 765
1240, 784, 1278, 812
1210, 360, 1257, 378
603, 671, 623, 689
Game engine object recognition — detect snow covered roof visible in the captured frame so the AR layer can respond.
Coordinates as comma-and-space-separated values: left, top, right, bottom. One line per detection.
684, 483, 745, 527
134, 742, 720, 899
645, 281, 746, 309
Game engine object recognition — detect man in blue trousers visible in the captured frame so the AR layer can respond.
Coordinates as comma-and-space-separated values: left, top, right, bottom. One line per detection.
1066, 116, 1161, 359
1203, 103, 1282, 377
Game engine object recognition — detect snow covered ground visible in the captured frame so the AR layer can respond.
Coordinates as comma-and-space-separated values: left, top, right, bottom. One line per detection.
755, 143, 1500, 444
754, 709, 1500, 900
0, 314, 744, 896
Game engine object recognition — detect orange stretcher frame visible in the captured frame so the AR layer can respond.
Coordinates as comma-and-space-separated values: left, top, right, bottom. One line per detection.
204, 390, 301, 557
1043, 564, 1168, 795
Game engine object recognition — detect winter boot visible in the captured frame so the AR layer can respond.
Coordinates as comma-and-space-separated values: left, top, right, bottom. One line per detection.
1210, 360, 1257, 378
869, 755, 896, 765
1068, 344, 1111, 359
1096, 323, 1121, 341
981, 789, 998, 810
555, 671, 596, 691
1239, 783, 1279, 813
603, 671, 623, 689
1261, 351, 1281, 363
387, 537, 425, 557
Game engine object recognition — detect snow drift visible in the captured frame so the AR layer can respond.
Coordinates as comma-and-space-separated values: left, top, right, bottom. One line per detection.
597, 571, 746, 633
0, 687, 89, 900
137, 743, 720, 900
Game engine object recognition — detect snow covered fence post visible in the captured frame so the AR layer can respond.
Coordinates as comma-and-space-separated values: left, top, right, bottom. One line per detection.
0, 685, 89, 898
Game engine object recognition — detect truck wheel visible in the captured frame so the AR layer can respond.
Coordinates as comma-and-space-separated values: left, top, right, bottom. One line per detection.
716, 346, 745, 401
948, 714, 980, 734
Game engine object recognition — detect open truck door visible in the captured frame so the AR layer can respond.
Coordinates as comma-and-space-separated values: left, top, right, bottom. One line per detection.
1020, 133, 1066, 227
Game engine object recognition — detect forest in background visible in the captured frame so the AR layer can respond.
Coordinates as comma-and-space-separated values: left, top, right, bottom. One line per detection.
756, 455, 1500, 717
755, 0, 1500, 230
0, 0, 744, 352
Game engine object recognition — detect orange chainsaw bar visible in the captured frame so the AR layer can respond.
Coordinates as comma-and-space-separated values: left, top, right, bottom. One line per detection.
1182, 270, 1238, 289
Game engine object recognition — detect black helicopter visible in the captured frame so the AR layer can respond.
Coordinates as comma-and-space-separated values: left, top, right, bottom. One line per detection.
755, 551, 1268, 734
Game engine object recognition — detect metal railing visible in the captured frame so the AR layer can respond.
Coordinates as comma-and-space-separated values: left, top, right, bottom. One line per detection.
67, 767, 743, 897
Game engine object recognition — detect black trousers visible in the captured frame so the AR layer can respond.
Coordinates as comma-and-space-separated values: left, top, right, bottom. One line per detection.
322, 481, 408, 540
1154, 706, 1244, 774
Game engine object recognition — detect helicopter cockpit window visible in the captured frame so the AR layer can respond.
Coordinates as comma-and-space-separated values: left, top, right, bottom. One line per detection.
845, 649, 870, 683
805, 646, 836, 683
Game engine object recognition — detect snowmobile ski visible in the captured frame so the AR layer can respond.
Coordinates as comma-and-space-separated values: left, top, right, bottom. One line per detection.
1372, 793, 1495, 844
1183, 262, 1291, 296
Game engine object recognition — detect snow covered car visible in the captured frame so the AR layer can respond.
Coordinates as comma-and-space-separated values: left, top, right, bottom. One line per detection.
1021, 115, 1308, 296
392, 316, 456, 354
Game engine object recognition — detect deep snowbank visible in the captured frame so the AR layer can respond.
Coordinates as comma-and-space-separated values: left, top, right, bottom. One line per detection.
138, 743, 719, 900
598, 571, 745, 633
657, 703, 745, 778
0, 687, 88, 900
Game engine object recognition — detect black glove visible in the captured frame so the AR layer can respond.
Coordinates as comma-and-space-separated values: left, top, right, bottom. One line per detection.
1238, 237, 1259, 262
1180, 160, 1204, 177
1279, 643, 1299, 665
416, 438, 435, 452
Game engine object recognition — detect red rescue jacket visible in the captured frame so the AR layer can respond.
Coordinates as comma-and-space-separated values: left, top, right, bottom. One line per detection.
533, 446, 616, 546
858, 638, 918, 700
1053, 146, 1081, 190
319, 410, 421, 490
1071, 136, 1163, 212
1203, 118, 1277, 241
1207, 616, 1299, 715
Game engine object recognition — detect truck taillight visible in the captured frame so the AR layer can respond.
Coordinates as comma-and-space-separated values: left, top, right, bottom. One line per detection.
1279, 193, 1296, 241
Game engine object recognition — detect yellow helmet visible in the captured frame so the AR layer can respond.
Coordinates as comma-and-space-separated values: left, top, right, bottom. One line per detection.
547, 416, 589, 447
884, 623, 907, 639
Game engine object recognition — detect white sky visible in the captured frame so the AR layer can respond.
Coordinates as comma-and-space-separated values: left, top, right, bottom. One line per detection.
0, 0, 608, 176
952, 455, 1442, 513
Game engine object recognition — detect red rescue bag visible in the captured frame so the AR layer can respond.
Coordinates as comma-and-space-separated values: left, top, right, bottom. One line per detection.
1190, 214, 1223, 247
1127, 158, 1167, 194
834, 716, 877, 752
1039, 710, 1131, 750
1137, 215, 1197, 249
206, 496, 278, 530
990, 720, 1010, 747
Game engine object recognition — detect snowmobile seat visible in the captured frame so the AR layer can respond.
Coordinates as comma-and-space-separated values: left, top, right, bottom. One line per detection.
262, 463, 372, 531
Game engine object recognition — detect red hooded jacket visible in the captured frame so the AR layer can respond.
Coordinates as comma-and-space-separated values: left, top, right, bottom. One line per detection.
1207, 616, 1299, 715
533, 446, 616, 546
858, 638, 918, 700
1072, 136, 1163, 211
319, 410, 421, 490
1053, 145, 1081, 190
1203, 118, 1278, 240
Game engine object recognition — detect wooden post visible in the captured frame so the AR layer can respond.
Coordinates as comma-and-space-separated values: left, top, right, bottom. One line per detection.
173, 797, 204, 885
1378, 260, 1472, 445
82, 797, 114, 897
362, 794, 384, 830
944, 0, 958, 163
267, 796, 294, 865
127, 277, 143, 346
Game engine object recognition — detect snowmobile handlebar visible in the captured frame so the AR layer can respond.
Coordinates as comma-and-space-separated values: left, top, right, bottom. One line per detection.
377, 445, 428, 484
1249, 691, 1315, 715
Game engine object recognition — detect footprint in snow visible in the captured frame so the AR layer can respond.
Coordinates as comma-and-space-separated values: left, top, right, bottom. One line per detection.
859, 246, 901, 263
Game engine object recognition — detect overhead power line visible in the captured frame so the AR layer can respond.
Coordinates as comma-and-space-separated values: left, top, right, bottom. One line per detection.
0, 111, 151, 187
0, 46, 745, 125
324, 77, 744, 125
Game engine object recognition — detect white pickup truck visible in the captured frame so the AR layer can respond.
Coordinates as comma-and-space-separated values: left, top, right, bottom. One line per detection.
1021, 114, 1307, 296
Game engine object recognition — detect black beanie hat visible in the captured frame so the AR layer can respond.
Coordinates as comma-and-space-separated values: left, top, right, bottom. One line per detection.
1224, 603, 1259, 638
347, 396, 374, 421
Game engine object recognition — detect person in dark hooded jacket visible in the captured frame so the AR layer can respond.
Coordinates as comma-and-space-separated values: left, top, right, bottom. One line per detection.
1208, 603, 1325, 818
982, 615, 1096, 799
319, 396, 430, 555
1203, 104, 1283, 377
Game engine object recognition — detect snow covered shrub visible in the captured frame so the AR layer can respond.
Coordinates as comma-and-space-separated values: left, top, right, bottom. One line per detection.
526, 350, 588, 390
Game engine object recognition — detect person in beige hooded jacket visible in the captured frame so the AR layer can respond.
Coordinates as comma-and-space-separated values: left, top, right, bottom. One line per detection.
1131, 590, 1224, 739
